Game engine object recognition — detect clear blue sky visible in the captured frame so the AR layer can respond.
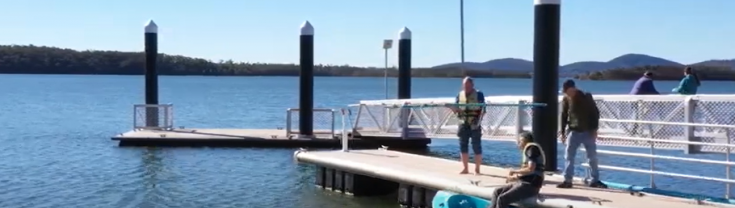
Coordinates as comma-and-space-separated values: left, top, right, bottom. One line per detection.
1, 0, 732, 67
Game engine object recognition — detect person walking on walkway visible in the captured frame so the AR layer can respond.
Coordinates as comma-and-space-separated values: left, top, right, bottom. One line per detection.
672, 66, 701, 95
447, 76, 486, 174
557, 80, 607, 189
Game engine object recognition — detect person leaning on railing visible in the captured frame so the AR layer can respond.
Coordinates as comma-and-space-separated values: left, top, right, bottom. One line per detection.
558, 79, 608, 189
446, 76, 486, 175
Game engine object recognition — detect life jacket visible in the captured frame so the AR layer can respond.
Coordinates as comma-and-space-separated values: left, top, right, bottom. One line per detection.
520, 142, 546, 177
457, 90, 483, 125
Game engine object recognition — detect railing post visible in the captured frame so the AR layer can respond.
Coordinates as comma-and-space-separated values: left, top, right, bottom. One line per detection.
331, 110, 336, 139
649, 140, 656, 188
383, 106, 390, 133
286, 108, 293, 137
163, 105, 170, 129
726, 129, 732, 199
401, 105, 410, 140
684, 97, 699, 154
341, 109, 349, 152
515, 100, 526, 136
170, 104, 175, 128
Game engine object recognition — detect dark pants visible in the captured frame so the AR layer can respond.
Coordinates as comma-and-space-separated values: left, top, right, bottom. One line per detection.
488, 181, 540, 208
458, 124, 482, 154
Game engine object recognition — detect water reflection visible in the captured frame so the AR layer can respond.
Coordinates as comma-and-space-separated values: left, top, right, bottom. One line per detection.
140, 147, 164, 207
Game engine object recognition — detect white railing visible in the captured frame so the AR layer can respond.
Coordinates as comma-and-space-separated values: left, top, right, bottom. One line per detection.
133, 104, 174, 130
285, 108, 337, 138
578, 119, 735, 199
348, 94, 735, 153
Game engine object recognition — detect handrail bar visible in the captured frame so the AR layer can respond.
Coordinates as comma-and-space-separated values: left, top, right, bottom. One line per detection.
600, 118, 735, 129
583, 149, 735, 167
581, 163, 735, 184
284, 108, 337, 138
599, 135, 735, 148
286, 108, 337, 112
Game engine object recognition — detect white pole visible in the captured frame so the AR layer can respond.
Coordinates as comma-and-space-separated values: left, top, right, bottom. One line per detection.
460, 0, 466, 74
341, 109, 349, 152
382, 39, 393, 132
382, 39, 393, 99
384, 48, 388, 99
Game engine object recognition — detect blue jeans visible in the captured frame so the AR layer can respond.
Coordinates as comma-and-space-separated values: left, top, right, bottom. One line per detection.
563, 131, 600, 182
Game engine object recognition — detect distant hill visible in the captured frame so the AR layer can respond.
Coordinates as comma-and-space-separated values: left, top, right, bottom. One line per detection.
561, 53, 684, 75
432, 54, 732, 76
432, 58, 533, 72
691, 59, 735, 68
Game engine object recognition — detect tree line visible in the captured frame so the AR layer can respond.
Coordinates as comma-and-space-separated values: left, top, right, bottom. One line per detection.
0, 45, 732, 80
0, 45, 529, 78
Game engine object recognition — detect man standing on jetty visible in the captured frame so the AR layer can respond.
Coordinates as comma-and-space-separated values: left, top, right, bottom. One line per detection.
448, 77, 486, 174
558, 80, 608, 189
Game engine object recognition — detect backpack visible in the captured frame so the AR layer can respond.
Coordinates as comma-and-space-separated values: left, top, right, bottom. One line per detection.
584, 92, 601, 124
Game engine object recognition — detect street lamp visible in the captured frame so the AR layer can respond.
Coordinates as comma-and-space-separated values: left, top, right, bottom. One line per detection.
383, 39, 393, 99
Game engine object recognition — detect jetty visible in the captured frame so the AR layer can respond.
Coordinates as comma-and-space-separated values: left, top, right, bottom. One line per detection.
295, 148, 735, 208
112, 4, 735, 206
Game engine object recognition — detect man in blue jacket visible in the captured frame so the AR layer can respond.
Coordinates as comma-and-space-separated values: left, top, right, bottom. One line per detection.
629, 71, 659, 95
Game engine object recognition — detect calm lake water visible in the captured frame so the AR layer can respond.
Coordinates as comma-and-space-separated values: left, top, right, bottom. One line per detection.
2, 74, 735, 208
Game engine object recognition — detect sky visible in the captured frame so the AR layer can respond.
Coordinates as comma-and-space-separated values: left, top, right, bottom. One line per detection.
0, 0, 733, 67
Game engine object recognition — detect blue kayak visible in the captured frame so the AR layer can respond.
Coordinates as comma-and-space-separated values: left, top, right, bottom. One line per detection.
432, 190, 499, 208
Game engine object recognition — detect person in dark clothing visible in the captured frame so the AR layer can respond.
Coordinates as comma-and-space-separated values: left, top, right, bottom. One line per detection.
488, 131, 545, 208
558, 80, 607, 189
630, 71, 659, 95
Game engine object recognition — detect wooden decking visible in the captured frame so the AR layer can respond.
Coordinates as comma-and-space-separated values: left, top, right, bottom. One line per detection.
111, 128, 431, 148
295, 149, 728, 208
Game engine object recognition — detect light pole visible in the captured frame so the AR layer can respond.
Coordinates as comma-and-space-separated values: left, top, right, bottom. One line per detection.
382, 39, 393, 99
460, 0, 466, 75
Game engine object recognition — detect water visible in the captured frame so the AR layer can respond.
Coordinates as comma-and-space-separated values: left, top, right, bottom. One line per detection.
2, 74, 735, 208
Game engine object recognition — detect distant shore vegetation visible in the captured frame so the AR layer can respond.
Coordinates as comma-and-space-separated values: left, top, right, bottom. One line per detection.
0, 45, 732, 80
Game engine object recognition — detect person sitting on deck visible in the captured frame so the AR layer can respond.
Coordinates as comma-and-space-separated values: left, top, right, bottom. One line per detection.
488, 131, 545, 208
446, 76, 486, 174
629, 71, 659, 95
672, 66, 701, 95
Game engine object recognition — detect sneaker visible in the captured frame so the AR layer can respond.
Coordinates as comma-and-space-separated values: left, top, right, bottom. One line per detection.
556, 182, 573, 189
588, 180, 608, 189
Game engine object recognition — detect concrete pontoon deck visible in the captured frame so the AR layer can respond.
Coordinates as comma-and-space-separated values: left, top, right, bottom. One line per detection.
112, 128, 431, 148
295, 149, 731, 208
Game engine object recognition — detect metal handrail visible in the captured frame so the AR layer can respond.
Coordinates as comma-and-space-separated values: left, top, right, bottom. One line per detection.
133, 104, 174, 130
579, 120, 735, 199
600, 118, 735, 129
599, 135, 735, 148
285, 108, 337, 138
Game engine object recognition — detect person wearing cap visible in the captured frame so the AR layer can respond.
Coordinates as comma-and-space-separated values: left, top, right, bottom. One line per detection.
629, 71, 659, 95
489, 131, 546, 208
558, 80, 607, 189
447, 76, 486, 174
